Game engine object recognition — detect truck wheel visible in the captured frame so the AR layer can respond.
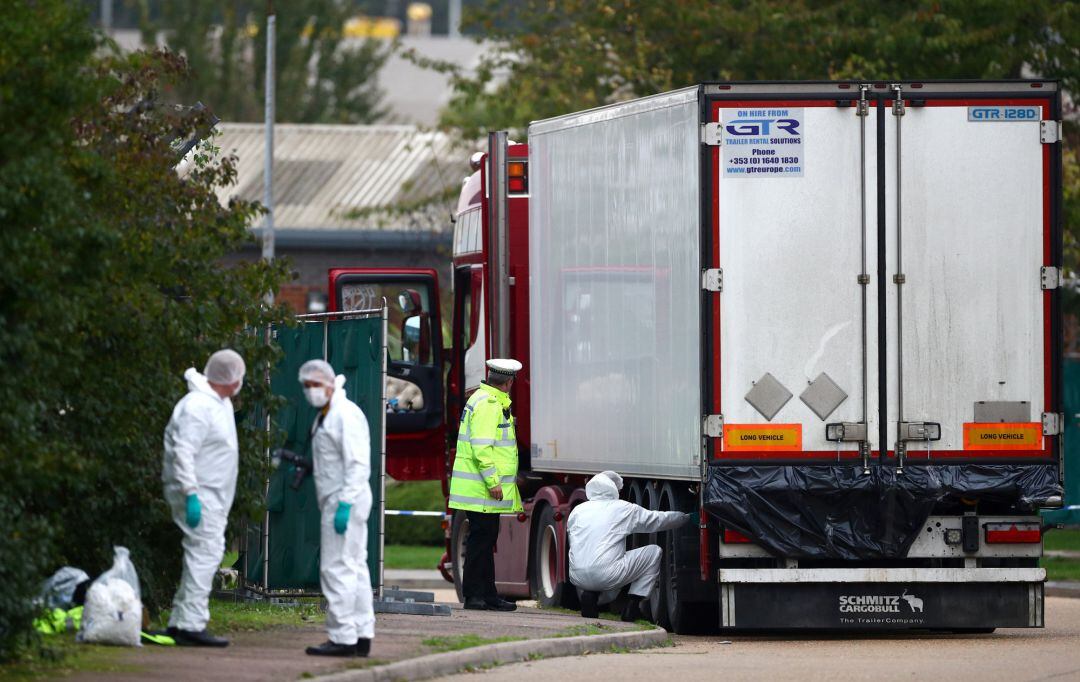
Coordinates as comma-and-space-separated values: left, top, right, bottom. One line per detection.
659, 482, 717, 634
450, 510, 469, 603
644, 481, 672, 629
530, 504, 570, 608
626, 480, 645, 550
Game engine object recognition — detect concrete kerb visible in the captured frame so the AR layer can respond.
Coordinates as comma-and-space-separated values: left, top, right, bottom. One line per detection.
316, 626, 670, 682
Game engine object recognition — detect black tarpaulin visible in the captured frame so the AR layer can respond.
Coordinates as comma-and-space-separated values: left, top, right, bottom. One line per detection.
703, 463, 1061, 560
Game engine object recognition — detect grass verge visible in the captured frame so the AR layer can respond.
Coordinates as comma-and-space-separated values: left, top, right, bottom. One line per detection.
155, 598, 324, 633
1044, 528, 1080, 553
0, 633, 138, 681
384, 544, 443, 570
422, 634, 526, 652
1043, 556, 1080, 582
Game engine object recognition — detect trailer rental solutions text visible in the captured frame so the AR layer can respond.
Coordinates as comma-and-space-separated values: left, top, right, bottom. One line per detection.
722, 108, 804, 177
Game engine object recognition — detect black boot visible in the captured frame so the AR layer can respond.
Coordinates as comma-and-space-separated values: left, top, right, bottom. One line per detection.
484, 597, 517, 612
639, 597, 653, 623
621, 597, 643, 623
166, 627, 229, 647
463, 597, 489, 610
356, 638, 371, 657
306, 640, 359, 657
580, 591, 600, 619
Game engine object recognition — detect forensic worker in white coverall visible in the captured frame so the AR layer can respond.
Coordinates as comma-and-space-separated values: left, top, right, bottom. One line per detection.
298, 359, 376, 658
162, 349, 246, 647
568, 471, 690, 622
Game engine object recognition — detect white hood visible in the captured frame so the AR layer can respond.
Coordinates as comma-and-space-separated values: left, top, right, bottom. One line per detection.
184, 367, 223, 402
585, 474, 619, 501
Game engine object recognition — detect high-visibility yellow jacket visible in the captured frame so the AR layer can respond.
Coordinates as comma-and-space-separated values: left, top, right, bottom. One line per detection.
448, 383, 522, 513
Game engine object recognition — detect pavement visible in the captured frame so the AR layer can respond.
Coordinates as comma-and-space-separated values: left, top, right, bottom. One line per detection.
70, 599, 650, 682
432, 596, 1080, 682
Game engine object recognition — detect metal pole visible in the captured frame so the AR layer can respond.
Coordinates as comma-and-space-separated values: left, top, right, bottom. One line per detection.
487, 132, 510, 358
262, 9, 276, 271
448, 0, 461, 38
378, 303, 389, 599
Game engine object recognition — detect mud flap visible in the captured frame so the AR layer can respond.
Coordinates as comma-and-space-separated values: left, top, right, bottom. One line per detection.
719, 581, 1044, 630
718, 570, 1044, 630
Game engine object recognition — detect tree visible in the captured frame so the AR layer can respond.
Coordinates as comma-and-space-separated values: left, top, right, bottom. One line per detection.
136, 0, 389, 123
440, 0, 1077, 137
0, 0, 291, 660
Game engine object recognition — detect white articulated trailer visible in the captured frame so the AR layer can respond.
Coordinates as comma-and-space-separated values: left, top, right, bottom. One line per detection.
526, 81, 1064, 631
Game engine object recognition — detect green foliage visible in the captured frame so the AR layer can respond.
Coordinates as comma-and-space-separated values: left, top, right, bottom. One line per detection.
383, 544, 444, 570
0, 0, 292, 661
136, 0, 390, 123
443, 0, 1078, 137
384, 480, 446, 546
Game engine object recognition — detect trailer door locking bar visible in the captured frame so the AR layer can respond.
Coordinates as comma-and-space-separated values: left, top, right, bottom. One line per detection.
1040, 266, 1060, 290
825, 422, 868, 442
895, 421, 941, 473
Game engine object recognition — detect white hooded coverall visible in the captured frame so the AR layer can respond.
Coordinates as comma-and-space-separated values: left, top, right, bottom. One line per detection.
312, 375, 375, 644
162, 368, 239, 631
567, 474, 688, 604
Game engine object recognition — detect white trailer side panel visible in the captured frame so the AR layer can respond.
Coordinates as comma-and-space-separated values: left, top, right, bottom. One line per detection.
529, 88, 702, 479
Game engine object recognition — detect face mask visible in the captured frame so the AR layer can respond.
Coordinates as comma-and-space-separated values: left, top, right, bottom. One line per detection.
305, 386, 330, 408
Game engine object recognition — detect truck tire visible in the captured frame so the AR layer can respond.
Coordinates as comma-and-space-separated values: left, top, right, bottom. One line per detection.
450, 510, 469, 603
659, 482, 717, 635
530, 504, 572, 608
643, 481, 672, 629
626, 480, 646, 550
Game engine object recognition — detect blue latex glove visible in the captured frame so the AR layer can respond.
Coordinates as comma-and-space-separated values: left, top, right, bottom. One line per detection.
334, 502, 352, 535
185, 494, 202, 529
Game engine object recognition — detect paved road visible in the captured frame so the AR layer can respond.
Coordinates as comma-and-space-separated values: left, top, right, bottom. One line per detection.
434, 597, 1080, 682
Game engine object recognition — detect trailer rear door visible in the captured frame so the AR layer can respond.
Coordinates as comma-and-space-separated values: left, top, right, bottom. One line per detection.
883, 92, 1057, 463
708, 89, 879, 462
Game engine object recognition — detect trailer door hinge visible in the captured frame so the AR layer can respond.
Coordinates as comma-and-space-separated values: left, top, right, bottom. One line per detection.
1042, 412, 1063, 436
702, 268, 723, 292
703, 415, 724, 438
1041, 266, 1060, 290
701, 122, 722, 146
1040, 121, 1062, 144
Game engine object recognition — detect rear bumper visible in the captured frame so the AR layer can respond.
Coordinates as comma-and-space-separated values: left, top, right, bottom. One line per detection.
718, 568, 1045, 629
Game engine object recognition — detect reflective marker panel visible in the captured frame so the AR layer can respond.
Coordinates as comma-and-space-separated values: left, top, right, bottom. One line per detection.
723, 424, 803, 452
963, 422, 1042, 451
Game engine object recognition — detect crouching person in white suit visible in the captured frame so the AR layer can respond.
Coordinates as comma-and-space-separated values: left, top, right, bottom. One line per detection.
298, 360, 375, 657
567, 471, 690, 622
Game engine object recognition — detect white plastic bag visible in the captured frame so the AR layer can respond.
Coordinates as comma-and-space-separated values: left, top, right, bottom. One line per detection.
38, 566, 90, 610
78, 546, 142, 647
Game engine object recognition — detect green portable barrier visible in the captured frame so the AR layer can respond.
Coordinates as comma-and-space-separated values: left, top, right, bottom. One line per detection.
244, 311, 386, 593
1044, 358, 1080, 527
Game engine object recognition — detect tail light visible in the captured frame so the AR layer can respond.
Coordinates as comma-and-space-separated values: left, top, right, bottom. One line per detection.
516, 512, 528, 523
508, 160, 528, 194
984, 522, 1041, 544
722, 528, 752, 544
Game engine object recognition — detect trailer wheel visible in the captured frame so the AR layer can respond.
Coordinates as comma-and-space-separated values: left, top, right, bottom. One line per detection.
626, 480, 646, 550
659, 482, 717, 634
450, 510, 469, 603
643, 481, 672, 629
530, 504, 569, 608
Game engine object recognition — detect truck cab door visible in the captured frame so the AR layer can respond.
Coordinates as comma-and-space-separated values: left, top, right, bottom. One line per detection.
329, 268, 446, 480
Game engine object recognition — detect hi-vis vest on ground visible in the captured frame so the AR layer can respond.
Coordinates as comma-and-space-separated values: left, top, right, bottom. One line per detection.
449, 384, 522, 513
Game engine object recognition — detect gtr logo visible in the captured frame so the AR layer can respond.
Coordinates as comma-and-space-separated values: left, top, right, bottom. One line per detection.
725, 118, 801, 136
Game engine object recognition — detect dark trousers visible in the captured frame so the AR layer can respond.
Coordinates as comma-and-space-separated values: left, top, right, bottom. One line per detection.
462, 511, 501, 601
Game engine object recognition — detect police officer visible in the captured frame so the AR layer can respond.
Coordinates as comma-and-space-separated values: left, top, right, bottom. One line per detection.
449, 359, 523, 611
